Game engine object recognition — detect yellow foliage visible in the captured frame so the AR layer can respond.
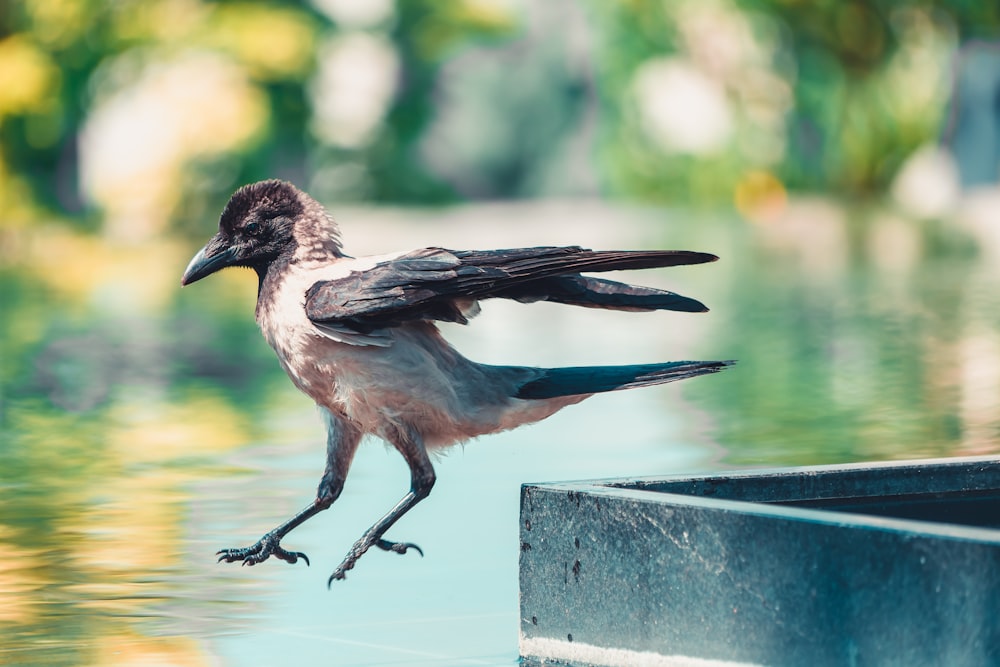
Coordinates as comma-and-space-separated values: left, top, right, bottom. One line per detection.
207, 4, 319, 80
23, 0, 90, 48
111, 0, 208, 44
0, 34, 61, 117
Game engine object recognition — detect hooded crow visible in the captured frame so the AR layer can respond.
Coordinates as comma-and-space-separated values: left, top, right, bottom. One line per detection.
181, 179, 732, 585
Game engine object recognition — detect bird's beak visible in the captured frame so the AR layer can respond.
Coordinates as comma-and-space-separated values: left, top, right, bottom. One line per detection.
181, 236, 238, 286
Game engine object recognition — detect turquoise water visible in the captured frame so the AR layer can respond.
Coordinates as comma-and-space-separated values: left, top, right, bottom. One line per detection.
2, 200, 999, 665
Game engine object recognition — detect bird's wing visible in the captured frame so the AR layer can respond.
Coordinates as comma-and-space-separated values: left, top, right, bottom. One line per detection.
305, 246, 716, 334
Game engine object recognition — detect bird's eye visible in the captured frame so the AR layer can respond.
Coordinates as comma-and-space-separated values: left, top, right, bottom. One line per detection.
245, 221, 261, 236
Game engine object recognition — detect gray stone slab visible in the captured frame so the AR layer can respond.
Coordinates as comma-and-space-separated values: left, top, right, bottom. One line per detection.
518, 456, 1000, 667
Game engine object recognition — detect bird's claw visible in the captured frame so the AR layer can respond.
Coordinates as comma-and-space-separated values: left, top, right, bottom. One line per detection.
217, 534, 310, 567
327, 537, 423, 586
375, 538, 423, 557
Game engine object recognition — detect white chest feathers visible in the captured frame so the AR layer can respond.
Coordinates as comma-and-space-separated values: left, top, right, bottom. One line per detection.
254, 254, 407, 377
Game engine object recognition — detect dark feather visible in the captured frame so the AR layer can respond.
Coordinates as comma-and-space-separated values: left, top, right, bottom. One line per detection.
515, 360, 734, 400
305, 246, 717, 332
495, 275, 708, 312
220, 180, 304, 233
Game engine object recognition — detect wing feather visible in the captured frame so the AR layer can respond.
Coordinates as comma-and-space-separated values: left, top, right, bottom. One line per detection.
305, 246, 715, 333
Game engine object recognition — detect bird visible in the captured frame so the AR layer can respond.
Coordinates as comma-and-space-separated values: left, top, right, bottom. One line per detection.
181, 179, 732, 586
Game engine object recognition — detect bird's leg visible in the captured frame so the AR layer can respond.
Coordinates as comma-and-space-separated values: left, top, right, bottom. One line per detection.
218, 409, 361, 568
328, 427, 435, 585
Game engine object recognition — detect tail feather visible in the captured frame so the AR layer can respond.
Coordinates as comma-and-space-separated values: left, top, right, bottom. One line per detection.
514, 360, 734, 400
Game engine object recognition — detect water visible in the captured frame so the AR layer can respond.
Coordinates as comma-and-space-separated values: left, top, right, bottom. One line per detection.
2, 199, 999, 665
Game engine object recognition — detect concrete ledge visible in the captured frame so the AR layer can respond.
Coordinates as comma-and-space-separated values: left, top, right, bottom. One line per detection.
518, 456, 1000, 667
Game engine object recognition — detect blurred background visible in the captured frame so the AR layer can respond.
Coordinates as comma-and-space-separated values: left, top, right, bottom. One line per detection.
2, 0, 1000, 665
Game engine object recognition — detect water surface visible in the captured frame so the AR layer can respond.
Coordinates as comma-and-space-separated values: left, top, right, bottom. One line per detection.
2, 200, 999, 665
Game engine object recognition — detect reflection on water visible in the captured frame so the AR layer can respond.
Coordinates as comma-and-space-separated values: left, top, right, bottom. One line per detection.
2, 200, 1000, 665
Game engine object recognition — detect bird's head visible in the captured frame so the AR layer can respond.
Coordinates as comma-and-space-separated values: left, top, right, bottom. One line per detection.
181, 179, 344, 286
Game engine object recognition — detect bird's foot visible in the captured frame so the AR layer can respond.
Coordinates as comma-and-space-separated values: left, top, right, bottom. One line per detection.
217, 532, 310, 567
327, 536, 423, 586
375, 538, 423, 557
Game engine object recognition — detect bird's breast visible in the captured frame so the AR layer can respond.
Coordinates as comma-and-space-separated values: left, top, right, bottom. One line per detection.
255, 266, 336, 393
253, 259, 402, 410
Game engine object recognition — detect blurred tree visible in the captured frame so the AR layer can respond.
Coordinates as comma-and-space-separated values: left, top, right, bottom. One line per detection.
368, 0, 516, 201
0, 0, 514, 234
0, 0, 998, 232
0, 1, 327, 231
588, 0, 998, 205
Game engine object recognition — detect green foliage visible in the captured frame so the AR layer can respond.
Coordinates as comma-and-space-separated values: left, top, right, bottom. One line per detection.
0, 0, 997, 227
